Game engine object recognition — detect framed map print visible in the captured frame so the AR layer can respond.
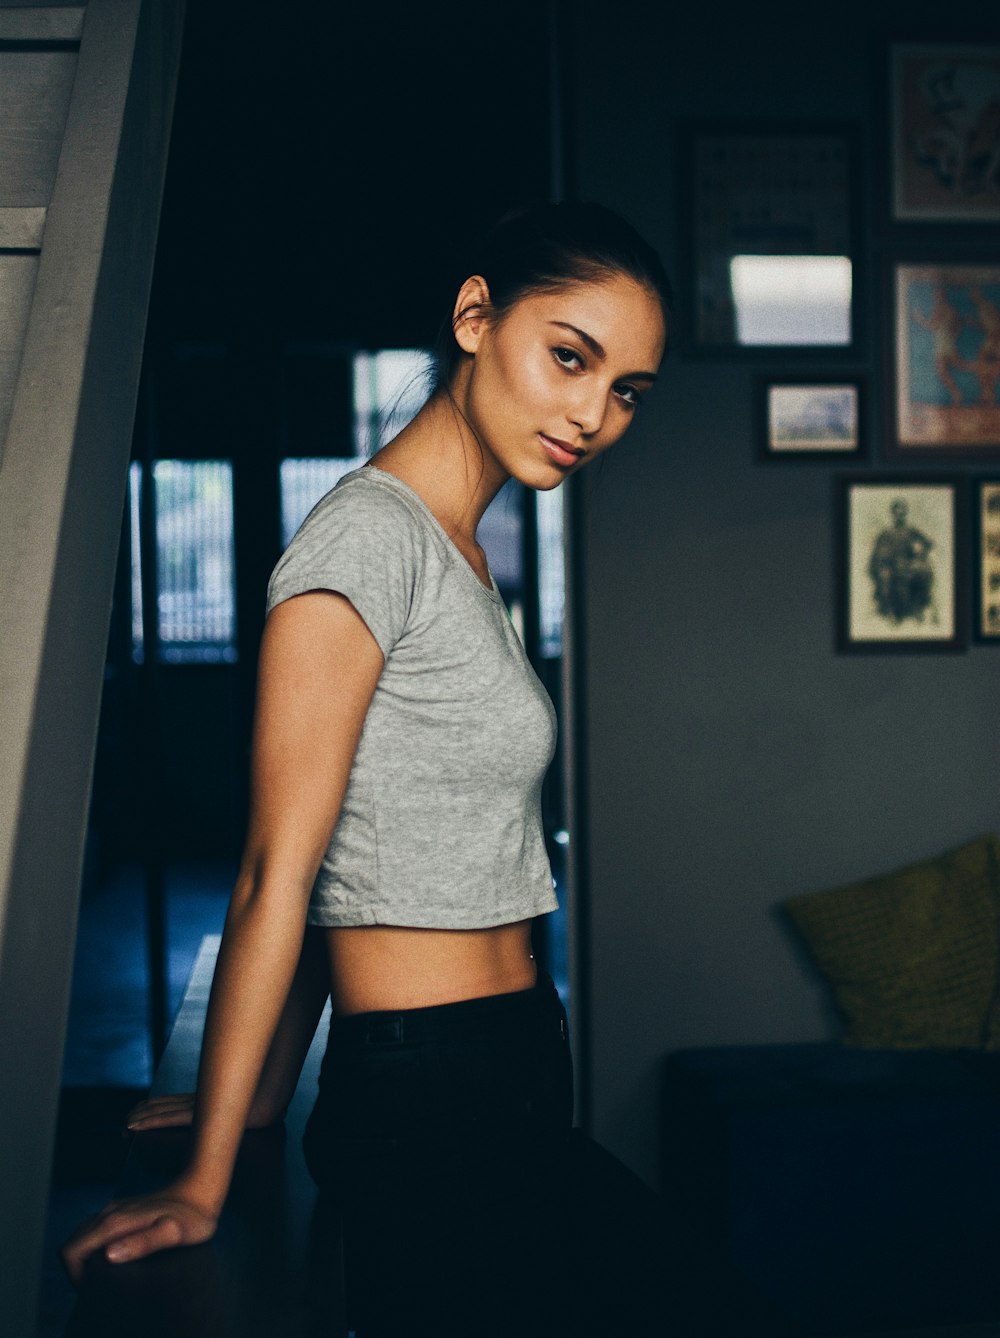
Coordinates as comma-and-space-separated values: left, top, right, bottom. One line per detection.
891, 262, 1000, 456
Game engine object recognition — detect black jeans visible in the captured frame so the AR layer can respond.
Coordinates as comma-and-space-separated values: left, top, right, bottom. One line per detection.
302, 972, 674, 1337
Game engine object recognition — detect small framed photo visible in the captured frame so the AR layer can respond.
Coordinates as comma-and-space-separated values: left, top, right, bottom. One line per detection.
974, 479, 1000, 640
890, 262, 1000, 457
890, 42, 1000, 225
757, 377, 863, 460
838, 477, 964, 652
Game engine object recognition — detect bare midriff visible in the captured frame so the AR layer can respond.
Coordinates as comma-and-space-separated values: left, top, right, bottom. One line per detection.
323, 919, 537, 1016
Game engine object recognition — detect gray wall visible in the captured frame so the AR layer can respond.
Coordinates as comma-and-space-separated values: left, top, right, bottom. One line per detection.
571, 2, 999, 1184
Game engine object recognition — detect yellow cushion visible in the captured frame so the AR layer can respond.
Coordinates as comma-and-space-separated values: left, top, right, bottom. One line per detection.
783, 835, 1000, 1050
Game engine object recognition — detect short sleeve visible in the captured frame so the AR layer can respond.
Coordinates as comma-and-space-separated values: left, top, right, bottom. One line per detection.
265, 477, 423, 658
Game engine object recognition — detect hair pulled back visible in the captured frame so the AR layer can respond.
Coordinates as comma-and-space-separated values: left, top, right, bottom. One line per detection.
432, 201, 673, 392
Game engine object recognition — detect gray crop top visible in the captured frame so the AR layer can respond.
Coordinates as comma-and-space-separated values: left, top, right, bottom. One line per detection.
264, 465, 559, 929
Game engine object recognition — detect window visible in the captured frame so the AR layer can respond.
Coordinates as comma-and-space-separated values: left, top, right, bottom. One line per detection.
536, 486, 565, 659
128, 461, 144, 658
279, 457, 366, 548
129, 460, 238, 663
352, 349, 434, 453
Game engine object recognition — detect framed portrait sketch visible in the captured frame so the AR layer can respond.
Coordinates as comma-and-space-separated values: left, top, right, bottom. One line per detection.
680, 122, 859, 355
891, 262, 1000, 456
757, 377, 863, 460
838, 477, 963, 652
974, 479, 1000, 640
890, 42, 1000, 225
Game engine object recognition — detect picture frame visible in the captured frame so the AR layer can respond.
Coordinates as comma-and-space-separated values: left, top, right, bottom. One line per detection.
889, 261, 1000, 458
679, 121, 860, 357
889, 41, 1000, 226
757, 376, 864, 460
837, 476, 964, 652
973, 478, 1000, 641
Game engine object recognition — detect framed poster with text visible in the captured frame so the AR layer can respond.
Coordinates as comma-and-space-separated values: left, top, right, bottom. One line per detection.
974, 479, 1000, 640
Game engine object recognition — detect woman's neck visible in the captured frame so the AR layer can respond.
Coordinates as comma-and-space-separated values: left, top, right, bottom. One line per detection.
366, 390, 509, 546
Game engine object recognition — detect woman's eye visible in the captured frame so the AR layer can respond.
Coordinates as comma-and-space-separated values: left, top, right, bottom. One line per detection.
615, 383, 641, 409
552, 346, 583, 371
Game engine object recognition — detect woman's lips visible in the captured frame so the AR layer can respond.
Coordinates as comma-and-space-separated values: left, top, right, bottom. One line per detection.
539, 433, 584, 468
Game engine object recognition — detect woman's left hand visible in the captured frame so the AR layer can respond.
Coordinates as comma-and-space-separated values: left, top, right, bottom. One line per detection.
124, 1094, 195, 1133
124, 1092, 282, 1133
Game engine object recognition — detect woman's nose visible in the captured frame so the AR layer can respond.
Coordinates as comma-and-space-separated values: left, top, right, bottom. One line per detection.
568, 386, 606, 437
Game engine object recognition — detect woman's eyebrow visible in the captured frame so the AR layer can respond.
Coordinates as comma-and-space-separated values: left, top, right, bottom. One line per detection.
548, 321, 658, 382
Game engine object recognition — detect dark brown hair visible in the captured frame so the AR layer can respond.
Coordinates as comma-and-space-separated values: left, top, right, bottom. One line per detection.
432, 201, 672, 390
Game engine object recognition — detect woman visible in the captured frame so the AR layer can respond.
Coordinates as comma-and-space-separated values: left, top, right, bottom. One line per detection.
63, 203, 672, 1335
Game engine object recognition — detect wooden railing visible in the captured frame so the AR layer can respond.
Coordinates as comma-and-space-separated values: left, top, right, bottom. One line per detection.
66, 936, 347, 1337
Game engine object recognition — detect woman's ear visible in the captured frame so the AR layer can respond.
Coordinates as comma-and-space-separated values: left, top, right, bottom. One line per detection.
452, 275, 491, 355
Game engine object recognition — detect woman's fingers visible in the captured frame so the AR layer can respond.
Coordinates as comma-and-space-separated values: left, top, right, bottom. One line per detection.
102, 1212, 185, 1262
125, 1093, 194, 1118
125, 1108, 193, 1130
61, 1202, 164, 1284
124, 1093, 196, 1131
60, 1194, 217, 1285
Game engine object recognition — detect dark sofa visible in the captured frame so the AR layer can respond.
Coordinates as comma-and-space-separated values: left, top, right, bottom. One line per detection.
661, 1039, 1000, 1334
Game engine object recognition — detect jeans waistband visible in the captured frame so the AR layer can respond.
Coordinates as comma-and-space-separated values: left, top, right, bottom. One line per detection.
328, 969, 562, 1047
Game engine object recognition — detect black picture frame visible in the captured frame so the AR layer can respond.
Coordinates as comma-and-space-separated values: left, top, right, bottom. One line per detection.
973, 478, 1000, 641
886, 39, 1000, 229
836, 475, 965, 653
677, 119, 862, 359
756, 374, 865, 461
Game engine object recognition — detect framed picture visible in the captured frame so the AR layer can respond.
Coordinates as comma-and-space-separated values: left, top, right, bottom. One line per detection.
680, 121, 859, 356
974, 479, 1000, 640
890, 42, 1000, 225
890, 261, 1000, 457
757, 376, 863, 460
837, 477, 964, 652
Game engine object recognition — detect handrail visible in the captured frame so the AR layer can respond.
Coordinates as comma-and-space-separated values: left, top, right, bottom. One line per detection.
0, 2, 184, 1332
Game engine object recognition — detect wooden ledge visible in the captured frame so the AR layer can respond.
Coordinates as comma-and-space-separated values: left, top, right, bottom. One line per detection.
66, 936, 345, 1337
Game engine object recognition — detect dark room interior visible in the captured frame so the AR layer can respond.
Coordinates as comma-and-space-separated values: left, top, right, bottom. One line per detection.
1, 0, 999, 1335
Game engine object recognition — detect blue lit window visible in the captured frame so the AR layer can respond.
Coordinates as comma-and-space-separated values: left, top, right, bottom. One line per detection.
128, 461, 144, 659
352, 349, 434, 453
129, 460, 238, 664
279, 457, 366, 548
536, 486, 565, 659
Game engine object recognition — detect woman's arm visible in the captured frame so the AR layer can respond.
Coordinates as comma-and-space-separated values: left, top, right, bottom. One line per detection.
247, 924, 331, 1126
62, 589, 383, 1281
124, 926, 331, 1132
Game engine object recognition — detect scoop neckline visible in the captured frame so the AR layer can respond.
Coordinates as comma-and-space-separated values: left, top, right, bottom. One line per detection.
350, 464, 503, 602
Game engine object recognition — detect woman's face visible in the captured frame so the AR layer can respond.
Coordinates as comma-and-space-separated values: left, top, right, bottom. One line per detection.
457, 273, 666, 489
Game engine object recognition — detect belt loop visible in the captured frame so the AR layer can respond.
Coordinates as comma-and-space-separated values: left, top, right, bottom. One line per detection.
365, 1014, 404, 1045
